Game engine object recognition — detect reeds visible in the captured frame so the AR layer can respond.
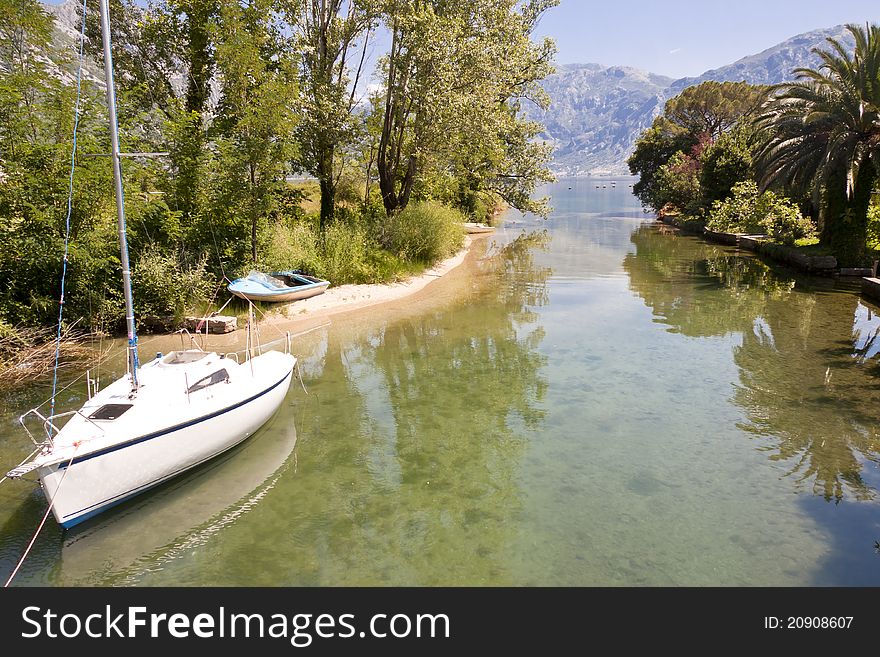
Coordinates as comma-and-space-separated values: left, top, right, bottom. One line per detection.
0, 322, 99, 388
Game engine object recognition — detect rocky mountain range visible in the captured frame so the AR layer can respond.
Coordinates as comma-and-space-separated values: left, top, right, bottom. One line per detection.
529, 25, 855, 175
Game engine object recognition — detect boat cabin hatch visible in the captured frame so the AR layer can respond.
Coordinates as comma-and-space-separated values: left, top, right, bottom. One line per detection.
89, 404, 133, 421
187, 369, 230, 393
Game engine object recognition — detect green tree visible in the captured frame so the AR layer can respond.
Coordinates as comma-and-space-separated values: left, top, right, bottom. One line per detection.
375, 0, 556, 216
627, 117, 696, 210
291, 0, 377, 229
629, 81, 767, 212
754, 23, 880, 265
85, 0, 219, 221
699, 125, 755, 206
0, 0, 117, 327
210, 0, 298, 263
654, 148, 702, 214
664, 80, 768, 140
0, 0, 55, 149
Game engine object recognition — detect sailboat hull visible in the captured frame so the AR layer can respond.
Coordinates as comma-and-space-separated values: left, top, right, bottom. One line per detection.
37, 365, 294, 528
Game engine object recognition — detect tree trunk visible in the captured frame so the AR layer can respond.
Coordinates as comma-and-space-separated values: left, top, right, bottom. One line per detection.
823, 166, 876, 266
175, 1, 215, 221
185, 2, 213, 115
377, 156, 398, 215
250, 161, 258, 263
820, 171, 846, 245
398, 154, 417, 211
317, 144, 336, 230
377, 153, 417, 216
364, 142, 375, 205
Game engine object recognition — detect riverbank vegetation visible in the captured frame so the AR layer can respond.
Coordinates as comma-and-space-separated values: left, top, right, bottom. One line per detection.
0, 0, 557, 339
629, 23, 880, 267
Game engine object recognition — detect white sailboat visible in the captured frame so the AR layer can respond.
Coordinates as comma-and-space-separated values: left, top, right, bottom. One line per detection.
5, 0, 296, 529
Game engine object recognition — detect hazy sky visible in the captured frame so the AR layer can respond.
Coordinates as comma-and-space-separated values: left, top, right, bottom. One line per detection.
534, 0, 880, 78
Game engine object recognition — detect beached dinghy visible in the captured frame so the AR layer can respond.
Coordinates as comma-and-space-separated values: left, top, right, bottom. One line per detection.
228, 271, 330, 303
462, 222, 495, 234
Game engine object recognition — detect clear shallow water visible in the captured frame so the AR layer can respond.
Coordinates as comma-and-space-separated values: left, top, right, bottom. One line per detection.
2, 178, 879, 585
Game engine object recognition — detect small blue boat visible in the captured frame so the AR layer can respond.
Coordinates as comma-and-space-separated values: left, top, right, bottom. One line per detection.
228, 270, 330, 303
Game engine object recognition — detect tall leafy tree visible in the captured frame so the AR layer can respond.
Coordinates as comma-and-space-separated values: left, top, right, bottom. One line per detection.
0, 0, 55, 149
628, 81, 766, 212
85, 0, 219, 221
754, 23, 880, 265
375, 0, 556, 216
211, 0, 298, 263
699, 125, 755, 206
290, 0, 377, 229
0, 0, 115, 327
627, 117, 696, 210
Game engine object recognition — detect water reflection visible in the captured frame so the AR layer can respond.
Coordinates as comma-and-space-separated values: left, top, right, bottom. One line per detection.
626, 222, 880, 503
624, 224, 794, 337
204, 232, 553, 585
733, 293, 880, 502
3, 182, 878, 586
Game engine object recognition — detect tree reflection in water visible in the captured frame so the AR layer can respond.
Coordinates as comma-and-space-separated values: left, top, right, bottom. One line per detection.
626, 223, 880, 503
284, 231, 551, 584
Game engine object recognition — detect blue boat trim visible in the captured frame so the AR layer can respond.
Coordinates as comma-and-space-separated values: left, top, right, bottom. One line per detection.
228, 271, 330, 300
57, 368, 292, 526
58, 369, 292, 469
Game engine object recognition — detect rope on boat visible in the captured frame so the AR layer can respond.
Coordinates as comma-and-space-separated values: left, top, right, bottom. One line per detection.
215, 295, 234, 315
48, 0, 89, 429
295, 362, 309, 395
3, 446, 80, 588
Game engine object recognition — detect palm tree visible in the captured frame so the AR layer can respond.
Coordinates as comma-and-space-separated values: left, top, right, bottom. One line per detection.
754, 23, 880, 266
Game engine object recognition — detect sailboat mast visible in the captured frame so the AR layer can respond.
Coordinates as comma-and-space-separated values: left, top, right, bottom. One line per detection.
99, 0, 139, 392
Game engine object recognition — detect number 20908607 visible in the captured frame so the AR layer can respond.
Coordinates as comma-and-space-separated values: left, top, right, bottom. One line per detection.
764, 616, 853, 629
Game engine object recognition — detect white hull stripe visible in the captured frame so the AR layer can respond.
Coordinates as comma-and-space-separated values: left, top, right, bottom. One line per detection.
57, 369, 292, 469
60, 430, 256, 525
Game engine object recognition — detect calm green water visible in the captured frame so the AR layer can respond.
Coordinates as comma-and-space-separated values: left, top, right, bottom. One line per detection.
2, 178, 879, 585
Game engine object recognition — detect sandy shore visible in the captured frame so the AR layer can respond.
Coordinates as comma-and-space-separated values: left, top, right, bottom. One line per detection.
128, 231, 496, 358
261, 233, 490, 331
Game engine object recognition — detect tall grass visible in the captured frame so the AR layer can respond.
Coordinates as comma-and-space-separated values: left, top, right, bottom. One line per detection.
318, 223, 373, 284
250, 201, 466, 285
0, 320, 98, 388
381, 201, 465, 264
255, 221, 321, 273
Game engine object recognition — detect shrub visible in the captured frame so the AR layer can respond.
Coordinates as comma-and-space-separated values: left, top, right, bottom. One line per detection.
255, 220, 320, 274
132, 246, 214, 320
699, 127, 753, 206
706, 181, 816, 245
867, 200, 880, 251
381, 201, 465, 264
655, 150, 702, 214
317, 223, 374, 284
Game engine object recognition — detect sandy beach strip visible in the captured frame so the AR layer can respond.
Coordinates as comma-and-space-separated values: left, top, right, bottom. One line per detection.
259, 233, 492, 333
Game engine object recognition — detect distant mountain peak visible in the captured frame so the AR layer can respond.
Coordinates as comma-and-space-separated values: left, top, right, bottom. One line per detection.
669, 24, 853, 91
532, 24, 857, 176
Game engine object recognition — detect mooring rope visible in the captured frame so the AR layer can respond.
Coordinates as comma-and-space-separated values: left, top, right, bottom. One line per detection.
48, 0, 89, 428
3, 446, 80, 587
